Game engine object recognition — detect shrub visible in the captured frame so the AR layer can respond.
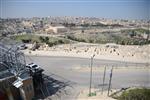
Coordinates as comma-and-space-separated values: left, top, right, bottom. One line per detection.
118, 88, 150, 100
39, 36, 45, 42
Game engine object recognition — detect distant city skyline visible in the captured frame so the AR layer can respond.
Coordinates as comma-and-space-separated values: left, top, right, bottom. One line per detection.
0, 0, 149, 20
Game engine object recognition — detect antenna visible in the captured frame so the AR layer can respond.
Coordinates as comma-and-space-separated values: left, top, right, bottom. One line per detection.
0, 39, 26, 76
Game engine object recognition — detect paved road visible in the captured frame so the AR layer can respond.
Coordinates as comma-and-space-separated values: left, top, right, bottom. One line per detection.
26, 56, 150, 89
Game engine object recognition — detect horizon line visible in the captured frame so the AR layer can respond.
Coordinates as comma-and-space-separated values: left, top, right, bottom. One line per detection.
0, 16, 148, 20
3, 0, 146, 3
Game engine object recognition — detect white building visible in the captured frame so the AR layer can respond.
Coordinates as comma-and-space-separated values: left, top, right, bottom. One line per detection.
45, 25, 67, 33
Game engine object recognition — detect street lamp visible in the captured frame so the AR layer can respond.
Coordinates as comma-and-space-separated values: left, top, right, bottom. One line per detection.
107, 66, 113, 96
101, 66, 106, 94
89, 54, 95, 96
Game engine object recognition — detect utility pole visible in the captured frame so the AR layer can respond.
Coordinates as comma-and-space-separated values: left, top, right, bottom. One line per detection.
89, 54, 95, 96
107, 66, 113, 96
101, 66, 106, 94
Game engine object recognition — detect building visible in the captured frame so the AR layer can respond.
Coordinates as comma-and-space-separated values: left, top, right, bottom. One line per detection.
0, 63, 34, 100
0, 63, 18, 100
45, 25, 68, 34
0, 41, 34, 100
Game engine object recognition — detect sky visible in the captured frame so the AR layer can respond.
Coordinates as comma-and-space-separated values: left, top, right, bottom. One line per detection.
0, 0, 150, 19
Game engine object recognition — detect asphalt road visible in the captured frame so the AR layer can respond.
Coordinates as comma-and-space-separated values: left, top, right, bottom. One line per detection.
26, 56, 150, 89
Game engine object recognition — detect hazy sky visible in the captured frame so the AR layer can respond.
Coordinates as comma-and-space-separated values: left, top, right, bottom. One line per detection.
0, 0, 149, 19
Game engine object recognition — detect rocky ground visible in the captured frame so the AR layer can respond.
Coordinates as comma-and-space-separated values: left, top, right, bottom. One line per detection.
23, 43, 150, 63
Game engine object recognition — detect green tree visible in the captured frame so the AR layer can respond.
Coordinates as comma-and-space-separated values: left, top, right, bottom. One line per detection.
39, 36, 44, 42
45, 36, 49, 43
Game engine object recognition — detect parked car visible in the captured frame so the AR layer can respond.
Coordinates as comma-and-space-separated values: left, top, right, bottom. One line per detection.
26, 63, 40, 70
17, 44, 27, 50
